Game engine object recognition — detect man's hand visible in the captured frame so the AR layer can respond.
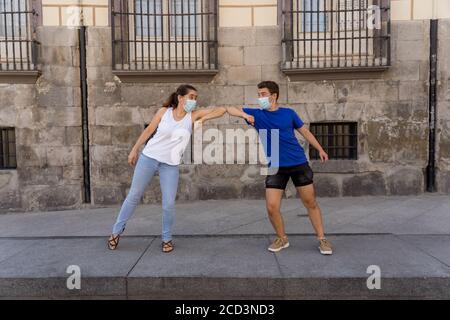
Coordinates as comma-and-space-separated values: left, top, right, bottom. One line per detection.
319, 149, 329, 163
243, 113, 255, 126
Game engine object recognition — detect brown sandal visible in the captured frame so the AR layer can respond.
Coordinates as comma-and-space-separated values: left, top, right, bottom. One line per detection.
162, 240, 174, 253
108, 234, 120, 250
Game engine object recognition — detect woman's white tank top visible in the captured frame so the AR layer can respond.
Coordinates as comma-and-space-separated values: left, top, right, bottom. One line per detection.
142, 108, 192, 165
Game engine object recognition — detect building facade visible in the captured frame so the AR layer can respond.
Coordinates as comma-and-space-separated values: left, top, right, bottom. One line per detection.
0, 0, 449, 212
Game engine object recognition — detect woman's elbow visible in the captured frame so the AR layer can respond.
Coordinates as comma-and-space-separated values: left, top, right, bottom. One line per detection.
218, 106, 226, 114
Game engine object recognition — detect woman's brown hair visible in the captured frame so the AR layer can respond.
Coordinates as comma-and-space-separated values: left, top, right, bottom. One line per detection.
162, 84, 197, 109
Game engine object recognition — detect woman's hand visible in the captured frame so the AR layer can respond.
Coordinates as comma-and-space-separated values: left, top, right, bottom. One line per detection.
318, 149, 329, 163
128, 148, 139, 167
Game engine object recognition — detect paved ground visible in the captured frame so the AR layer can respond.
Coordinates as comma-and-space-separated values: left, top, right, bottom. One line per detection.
0, 194, 449, 299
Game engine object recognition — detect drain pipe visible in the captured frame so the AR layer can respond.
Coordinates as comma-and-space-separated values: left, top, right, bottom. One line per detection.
426, 19, 438, 192
79, 23, 91, 202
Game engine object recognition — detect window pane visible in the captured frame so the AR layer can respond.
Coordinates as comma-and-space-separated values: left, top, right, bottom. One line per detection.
303, 0, 326, 32
170, 0, 198, 37
135, 0, 162, 37
0, 0, 27, 37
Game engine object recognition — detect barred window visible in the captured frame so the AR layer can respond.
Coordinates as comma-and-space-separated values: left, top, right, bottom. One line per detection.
0, 127, 17, 169
111, 0, 218, 76
281, 0, 391, 75
0, 0, 39, 72
309, 122, 358, 160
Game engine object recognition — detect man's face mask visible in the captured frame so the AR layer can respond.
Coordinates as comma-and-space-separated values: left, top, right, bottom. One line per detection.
184, 99, 197, 112
257, 96, 271, 110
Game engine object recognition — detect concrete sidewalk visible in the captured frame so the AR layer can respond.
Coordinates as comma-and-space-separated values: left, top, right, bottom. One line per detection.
0, 194, 449, 299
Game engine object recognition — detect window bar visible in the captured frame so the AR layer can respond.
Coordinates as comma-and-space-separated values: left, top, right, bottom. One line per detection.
299, 0, 302, 69
12, 0, 17, 70
119, 1, 125, 69
160, 0, 164, 69
126, 2, 131, 70
200, 0, 204, 69
373, 0, 377, 65
358, 0, 362, 66
194, 0, 198, 68
324, 0, 327, 68
377, 0, 381, 66
309, 0, 312, 68
387, 0, 391, 66
3, 0, 9, 70
174, 0, 178, 69
168, 0, 172, 69
351, 0, 354, 67
316, 0, 319, 67
382, 0, 386, 66
181, 0, 184, 69
18, 0, 24, 70
148, 0, 152, 69
206, 0, 210, 69
344, 0, 347, 67
379, 0, 383, 66
330, 0, 333, 67
365, 0, 368, 66
110, 0, 116, 69
31, 0, 38, 69
0, 1, 5, 70
337, 0, 340, 67
131, 2, 136, 69
188, 0, 191, 69
139, 0, 144, 69
213, 0, 218, 69
188, 1, 192, 68
194, 0, 198, 69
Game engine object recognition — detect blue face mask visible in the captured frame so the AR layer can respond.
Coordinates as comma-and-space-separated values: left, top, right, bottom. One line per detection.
258, 97, 271, 110
184, 99, 197, 112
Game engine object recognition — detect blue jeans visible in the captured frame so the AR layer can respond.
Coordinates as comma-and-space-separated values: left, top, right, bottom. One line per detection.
112, 152, 179, 241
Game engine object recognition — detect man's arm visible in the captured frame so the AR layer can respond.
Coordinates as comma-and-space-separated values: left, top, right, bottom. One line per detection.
226, 106, 255, 125
297, 126, 329, 162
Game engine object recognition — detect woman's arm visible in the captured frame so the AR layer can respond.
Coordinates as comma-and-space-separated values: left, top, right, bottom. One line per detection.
128, 107, 166, 166
297, 126, 329, 162
192, 106, 226, 123
226, 106, 255, 125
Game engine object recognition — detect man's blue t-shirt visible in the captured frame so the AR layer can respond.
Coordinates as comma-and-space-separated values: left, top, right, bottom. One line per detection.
242, 107, 307, 168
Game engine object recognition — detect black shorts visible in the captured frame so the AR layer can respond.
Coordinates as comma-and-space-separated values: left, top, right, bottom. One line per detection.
265, 163, 314, 190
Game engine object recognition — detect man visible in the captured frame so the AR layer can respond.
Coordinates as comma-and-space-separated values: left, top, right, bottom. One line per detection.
227, 81, 333, 255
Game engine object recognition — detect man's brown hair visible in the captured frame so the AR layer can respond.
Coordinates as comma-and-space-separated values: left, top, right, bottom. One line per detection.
257, 81, 279, 101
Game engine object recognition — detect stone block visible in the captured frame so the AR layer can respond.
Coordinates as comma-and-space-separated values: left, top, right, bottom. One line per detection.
244, 46, 281, 66
342, 171, 387, 196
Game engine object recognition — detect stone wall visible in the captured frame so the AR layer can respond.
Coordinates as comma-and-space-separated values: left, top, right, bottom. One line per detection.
0, 27, 83, 212
437, 19, 450, 193
0, 19, 449, 212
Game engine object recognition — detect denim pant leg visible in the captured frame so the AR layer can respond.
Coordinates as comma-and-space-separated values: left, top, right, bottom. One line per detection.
159, 162, 179, 242
112, 153, 159, 235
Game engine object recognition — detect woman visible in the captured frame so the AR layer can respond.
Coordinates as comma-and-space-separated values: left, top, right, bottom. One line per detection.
108, 84, 225, 252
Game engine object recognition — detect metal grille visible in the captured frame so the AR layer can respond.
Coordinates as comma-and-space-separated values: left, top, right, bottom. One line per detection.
0, 127, 17, 169
281, 0, 390, 70
110, 0, 218, 71
0, 0, 39, 71
309, 122, 357, 160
